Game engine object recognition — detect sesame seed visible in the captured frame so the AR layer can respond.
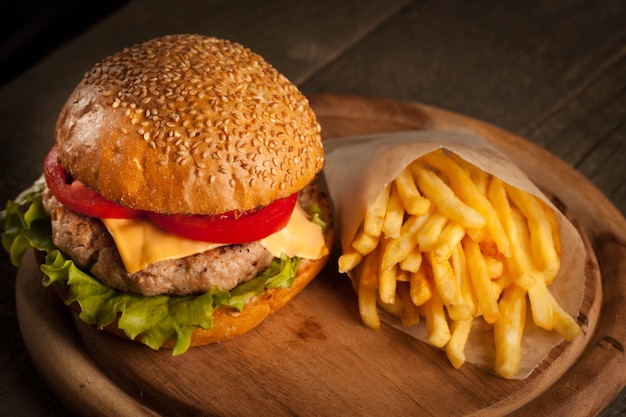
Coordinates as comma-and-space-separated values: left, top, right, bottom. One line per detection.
78, 34, 323, 212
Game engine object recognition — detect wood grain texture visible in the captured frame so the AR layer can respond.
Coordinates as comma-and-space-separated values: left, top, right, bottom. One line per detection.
15, 95, 624, 417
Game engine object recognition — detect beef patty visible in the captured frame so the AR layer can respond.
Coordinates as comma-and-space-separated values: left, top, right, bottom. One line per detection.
41, 183, 324, 296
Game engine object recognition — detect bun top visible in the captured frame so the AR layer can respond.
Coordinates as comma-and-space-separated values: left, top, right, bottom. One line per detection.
55, 34, 324, 215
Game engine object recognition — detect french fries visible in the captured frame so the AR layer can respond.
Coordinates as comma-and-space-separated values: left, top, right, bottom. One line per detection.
395, 166, 431, 215
338, 149, 581, 379
446, 318, 473, 369
382, 182, 405, 238
363, 184, 390, 238
409, 265, 433, 306
494, 284, 527, 378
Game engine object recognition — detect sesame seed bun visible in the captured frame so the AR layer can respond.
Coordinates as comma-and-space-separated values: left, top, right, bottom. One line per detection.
54, 34, 324, 215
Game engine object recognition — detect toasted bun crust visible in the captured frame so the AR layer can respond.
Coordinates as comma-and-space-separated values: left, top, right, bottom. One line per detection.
55, 34, 324, 215
176, 250, 331, 347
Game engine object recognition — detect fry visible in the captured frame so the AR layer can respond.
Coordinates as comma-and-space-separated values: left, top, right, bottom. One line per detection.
545, 203, 562, 260
351, 225, 380, 255
416, 211, 448, 252
420, 289, 451, 348
449, 152, 491, 196
379, 238, 397, 305
380, 209, 432, 271
494, 284, 527, 379
382, 182, 405, 238
505, 184, 559, 277
363, 184, 390, 238
451, 242, 477, 316
527, 273, 554, 330
377, 292, 404, 318
338, 246, 363, 273
428, 252, 470, 321
379, 265, 397, 304
399, 246, 423, 273
488, 178, 536, 290
358, 245, 380, 290
471, 166, 490, 196
421, 150, 511, 257
463, 236, 499, 324
543, 203, 562, 285
547, 291, 581, 340
446, 318, 473, 369
409, 265, 433, 306
484, 255, 504, 279
394, 166, 431, 215
358, 284, 380, 330
432, 222, 466, 263
412, 163, 486, 230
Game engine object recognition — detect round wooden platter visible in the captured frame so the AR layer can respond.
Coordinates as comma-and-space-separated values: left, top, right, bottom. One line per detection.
15, 94, 626, 417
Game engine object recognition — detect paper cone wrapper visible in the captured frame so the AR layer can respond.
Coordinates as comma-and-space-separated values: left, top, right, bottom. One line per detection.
323, 129, 586, 379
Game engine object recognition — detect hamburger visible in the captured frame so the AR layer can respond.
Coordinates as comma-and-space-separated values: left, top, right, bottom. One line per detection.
1, 34, 334, 354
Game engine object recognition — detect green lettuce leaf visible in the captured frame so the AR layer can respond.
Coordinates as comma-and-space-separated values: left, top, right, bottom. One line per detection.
308, 203, 327, 232
1, 178, 300, 355
0, 176, 55, 265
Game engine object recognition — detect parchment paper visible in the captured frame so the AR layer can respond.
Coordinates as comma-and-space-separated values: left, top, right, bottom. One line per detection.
322, 130, 586, 379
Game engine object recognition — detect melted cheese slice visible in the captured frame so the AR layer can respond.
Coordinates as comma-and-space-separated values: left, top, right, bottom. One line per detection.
260, 204, 329, 259
102, 203, 327, 274
102, 217, 223, 273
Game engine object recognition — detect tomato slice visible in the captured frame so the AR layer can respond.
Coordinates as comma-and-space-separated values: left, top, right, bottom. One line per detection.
43, 146, 143, 219
43, 146, 298, 244
146, 193, 297, 244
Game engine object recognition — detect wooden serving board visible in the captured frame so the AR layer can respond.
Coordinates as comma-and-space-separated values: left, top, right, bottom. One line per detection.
16, 94, 626, 416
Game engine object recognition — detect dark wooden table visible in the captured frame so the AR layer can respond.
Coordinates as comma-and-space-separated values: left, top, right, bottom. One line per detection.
1, 1, 624, 416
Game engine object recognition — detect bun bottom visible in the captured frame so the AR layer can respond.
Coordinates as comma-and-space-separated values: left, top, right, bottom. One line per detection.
174, 255, 329, 348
